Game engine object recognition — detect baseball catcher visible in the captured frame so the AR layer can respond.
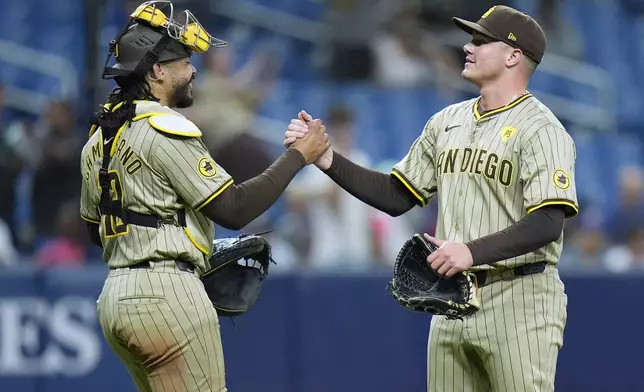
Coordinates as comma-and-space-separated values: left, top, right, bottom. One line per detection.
83, 1, 330, 390
388, 234, 481, 320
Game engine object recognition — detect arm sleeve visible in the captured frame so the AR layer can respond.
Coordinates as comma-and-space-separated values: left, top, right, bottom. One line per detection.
390, 116, 439, 207
466, 205, 565, 266
199, 148, 306, 230
322, 151, 417, 216
152, 135, 234, 211
520, 126, 579, 218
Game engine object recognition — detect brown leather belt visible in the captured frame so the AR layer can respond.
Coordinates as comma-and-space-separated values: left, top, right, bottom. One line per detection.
473, 261, 548, 287
111, 260, 196, 273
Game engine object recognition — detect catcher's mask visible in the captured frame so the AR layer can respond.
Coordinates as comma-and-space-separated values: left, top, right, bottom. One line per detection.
102, 0, 227, 81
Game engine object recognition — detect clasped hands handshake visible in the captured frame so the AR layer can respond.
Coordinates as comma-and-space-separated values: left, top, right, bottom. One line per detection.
283, 110, 333, 170
282, 110, 474, 276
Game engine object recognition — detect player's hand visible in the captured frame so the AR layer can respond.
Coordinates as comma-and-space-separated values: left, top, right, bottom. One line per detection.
284, 110, 313, 146
290, 119, 330, 164
424, 234, 474, 278
285, 111, 334, 170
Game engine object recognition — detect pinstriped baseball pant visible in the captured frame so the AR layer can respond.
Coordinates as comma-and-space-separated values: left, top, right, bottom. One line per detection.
427, 266, 567, 392
97, 261, 227, 392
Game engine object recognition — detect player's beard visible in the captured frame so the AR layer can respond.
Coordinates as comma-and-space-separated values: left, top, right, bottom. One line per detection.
170, 76, 194, 109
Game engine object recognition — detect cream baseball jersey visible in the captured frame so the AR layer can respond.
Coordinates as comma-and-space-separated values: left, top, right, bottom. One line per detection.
80, 101, 233, 272
392, 94, 578, 270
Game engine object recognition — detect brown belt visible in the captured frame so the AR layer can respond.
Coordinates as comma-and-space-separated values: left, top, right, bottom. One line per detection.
473, 261, 548, 287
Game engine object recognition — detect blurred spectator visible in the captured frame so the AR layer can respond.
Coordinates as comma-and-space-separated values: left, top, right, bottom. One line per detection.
534, 0, 585, 61
605, 166, 644, 243
31, 100, 83, 241
0, 218, 17, 267
319, 0, 399, 80
284, 105, 376, 269
559, 228, 609, 273
420, 1, 498, 30
370, 2, 462, 96
0, 87, 42, 249
273, 196, 313, 269
185, 45, 280, 151
0, 85, 21, 245
603, 227, 644, 273
35, 200, 88, 268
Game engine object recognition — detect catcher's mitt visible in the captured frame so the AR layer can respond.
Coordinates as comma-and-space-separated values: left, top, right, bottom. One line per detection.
201, 232, 274, 317
388, 234, 481, 320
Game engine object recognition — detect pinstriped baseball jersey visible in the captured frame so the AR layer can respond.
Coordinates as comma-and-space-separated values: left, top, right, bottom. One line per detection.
392, 94, 579, 271
80, 100, 233, 272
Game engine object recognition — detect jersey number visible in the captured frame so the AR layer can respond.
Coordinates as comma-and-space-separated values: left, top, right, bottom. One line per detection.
103, 170, 129, 238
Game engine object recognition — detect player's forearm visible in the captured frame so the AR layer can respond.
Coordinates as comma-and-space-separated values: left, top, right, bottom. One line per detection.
322, 150, 417, 216
201, 148, 306, 230
465, 206, 565, 266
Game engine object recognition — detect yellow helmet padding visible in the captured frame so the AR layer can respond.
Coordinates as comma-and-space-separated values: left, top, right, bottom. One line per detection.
181, 23, 210, 54
126, 1, 225, 54
130, 4, 169, 28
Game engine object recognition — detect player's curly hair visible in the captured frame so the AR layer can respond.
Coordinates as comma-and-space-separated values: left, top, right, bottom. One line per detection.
90, 75, 159, 132
91, 75, 159, 130
107, 75, 159, 117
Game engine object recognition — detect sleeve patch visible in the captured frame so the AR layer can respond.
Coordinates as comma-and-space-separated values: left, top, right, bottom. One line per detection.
198, 157, 217, 178
149, 115, 202, 137
553, 169, 571, 190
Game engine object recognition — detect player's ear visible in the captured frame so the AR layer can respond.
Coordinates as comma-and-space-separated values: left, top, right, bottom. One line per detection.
149, 63, 165, 83
506, 48, 522, 68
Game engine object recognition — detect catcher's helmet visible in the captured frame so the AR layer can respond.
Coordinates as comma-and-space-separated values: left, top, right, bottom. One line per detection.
102, 0, 226, 80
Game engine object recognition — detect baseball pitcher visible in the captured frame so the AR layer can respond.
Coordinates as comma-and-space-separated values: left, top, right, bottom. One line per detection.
285, 5, 578, 392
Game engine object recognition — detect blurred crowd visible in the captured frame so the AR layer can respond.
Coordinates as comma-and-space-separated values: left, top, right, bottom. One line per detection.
0, 0, 641, 275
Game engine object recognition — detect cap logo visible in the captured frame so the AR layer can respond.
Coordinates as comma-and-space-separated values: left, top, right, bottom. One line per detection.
481, 6, 496, 19
508, 32, 517, 41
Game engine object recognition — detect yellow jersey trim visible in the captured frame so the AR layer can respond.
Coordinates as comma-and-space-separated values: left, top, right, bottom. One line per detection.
473, 93, 533, 122
390, 170, 426, 207
183, 227, 210, 255
88, 124, 98, 138
106, 112, 163, 156
109, 122, 130, 157
131, 112, 157, 121
527, 200, 579, 218
195, 179, 234, 211
81, 215, 100, 224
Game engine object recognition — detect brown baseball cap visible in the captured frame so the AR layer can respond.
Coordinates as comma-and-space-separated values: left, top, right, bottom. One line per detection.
453, 5, 547, 64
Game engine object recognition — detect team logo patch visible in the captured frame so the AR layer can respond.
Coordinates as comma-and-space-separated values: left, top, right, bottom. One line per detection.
198, 157, 217, 178
553, 169, 571, 190
501, 126, 517, 142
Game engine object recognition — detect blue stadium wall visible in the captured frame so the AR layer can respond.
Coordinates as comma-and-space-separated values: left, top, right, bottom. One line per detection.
0, 266, 641, 392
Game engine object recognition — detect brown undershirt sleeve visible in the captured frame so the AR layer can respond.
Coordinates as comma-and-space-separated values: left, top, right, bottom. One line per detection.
466, 205, 566, 266
322, 150, 418, 216
200, 148, 306, 230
